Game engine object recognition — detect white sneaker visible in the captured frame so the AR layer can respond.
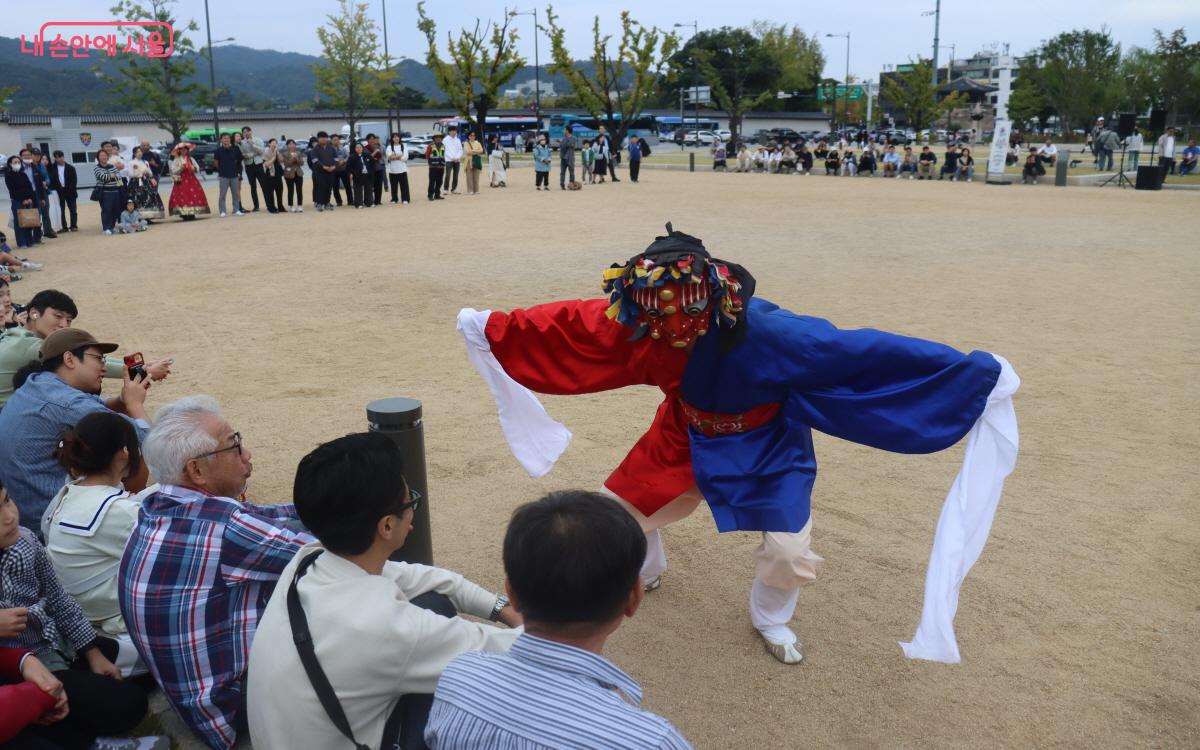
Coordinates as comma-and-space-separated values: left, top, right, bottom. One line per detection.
967, 177, 973, 182
91, 736, 170, 750
21, 260, 43, 271
234, 210, 246, 216
103, 229, 113, 235
762, 635, 805, 665
219, 212, 227, 217
296, 206, 303, 212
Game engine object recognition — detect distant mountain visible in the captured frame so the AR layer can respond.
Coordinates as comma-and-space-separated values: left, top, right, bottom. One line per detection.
0, 36, 616, 112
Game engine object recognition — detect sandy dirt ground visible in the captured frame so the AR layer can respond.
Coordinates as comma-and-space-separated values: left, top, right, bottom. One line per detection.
17, 166, 1198, 748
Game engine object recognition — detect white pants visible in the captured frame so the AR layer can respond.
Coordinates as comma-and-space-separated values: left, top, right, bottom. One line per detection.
603, 485, 822, 645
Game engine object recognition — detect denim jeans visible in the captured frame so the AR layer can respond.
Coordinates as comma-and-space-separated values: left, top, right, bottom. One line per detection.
218, 176, 241, 213
1097, 148, 1114, 171
559, 159, 575, 187
1127, 151, 1139, 170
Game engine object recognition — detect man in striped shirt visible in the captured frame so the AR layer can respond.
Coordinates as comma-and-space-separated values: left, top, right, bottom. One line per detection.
425, 490, 692, 750
119, 396, 313, 749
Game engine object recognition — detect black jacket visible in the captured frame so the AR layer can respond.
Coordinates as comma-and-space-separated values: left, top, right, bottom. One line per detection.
212, 145, 243, 179
4, 165, 40, 204
48, 162, 78, 199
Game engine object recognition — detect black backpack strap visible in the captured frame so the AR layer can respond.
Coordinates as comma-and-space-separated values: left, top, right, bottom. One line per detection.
289, 549, 405, 750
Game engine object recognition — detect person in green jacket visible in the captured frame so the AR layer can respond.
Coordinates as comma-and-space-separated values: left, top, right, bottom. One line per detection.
0, 290, 172, 407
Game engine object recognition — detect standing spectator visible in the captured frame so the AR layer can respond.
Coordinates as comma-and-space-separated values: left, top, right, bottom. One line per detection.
463, 130, 484, 196
119, 396, 314, 750
38, 153, 64, 236
443, 126, 464, 194
310, 131, 338, 212
711, 140, 727, 172
627, 135, 644, 183
592, 136, 608, 184
533, 136, 552, 190
212, 133, 245, 218
559, 125, 577, 190
1178, 139, 1198, 176
29, 150, 56, 241
597, 125, 620, 181
348, 141, 372, 208
487, 134, 508, 188
280, 139, 305, 212
238, 126, 268, 212
330, 134, 350, 207
956, 147, 976, 182
424, 491, 693, 750
48, 150, 79, 232
1095, 126, 1119, 172
262, 138, 284, 214
426, 133, 446, 201
366, 134, 386, 206
5, 155, 40, 249
1089, 117, 1105, 162
123, 147, 166, 222
917, 145, 937, 179
92, 149, 124, 235
1124, 131, 1142, 171
1156, 126, 1178, 174
140, 139, 165, 178
168, 142, 211, 220
246, 432, 520, 750
386, 132, 411, 204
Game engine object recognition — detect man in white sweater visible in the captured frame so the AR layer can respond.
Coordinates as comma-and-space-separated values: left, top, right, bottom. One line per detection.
247, 432, 521, 750
443, 126, 464, 194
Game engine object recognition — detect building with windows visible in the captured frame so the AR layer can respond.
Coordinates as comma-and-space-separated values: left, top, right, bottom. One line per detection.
878, 49, 1021, 136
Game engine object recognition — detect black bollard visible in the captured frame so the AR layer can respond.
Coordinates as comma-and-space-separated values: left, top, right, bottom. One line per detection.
367, 397, 433, 565
689, 152, 695, 172
1055, 149, 1070, 187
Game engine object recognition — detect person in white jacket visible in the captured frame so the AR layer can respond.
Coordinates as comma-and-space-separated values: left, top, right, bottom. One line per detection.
248, 432, 521, 750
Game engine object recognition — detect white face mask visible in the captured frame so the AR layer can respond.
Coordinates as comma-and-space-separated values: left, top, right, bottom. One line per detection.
21, 158, 32, 165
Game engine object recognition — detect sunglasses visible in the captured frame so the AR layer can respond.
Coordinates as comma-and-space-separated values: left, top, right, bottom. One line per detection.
397, 488, 422, 515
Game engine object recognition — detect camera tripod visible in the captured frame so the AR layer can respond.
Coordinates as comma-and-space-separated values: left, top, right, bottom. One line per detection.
1099, 145, 1134, 188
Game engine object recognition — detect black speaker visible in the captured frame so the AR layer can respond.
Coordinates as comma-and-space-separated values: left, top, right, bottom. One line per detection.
1149, 108, 1167, 132
1117, 113, 1136, 139
1135, 165, 1164, 190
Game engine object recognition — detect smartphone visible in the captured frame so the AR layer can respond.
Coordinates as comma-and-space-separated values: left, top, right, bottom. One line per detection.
124, 352, 147, 380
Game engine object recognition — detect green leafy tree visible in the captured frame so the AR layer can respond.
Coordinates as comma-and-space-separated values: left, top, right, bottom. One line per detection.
673, 27, 779, 146
544, 8, 678, 147
0, 85, 18, 109
1129, 29, 1200, 127
751, 22, 824, 111
880, 59, 965, 133
1025, 28, 1123, 135
314, 0, 394, 141
103, 0, 209, 142
417, 2, 524, 140
1005, 74, 1051, 132
393, 86, 429, 110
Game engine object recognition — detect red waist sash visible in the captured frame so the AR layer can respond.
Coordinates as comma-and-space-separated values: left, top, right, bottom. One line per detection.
680, 400, 781, 437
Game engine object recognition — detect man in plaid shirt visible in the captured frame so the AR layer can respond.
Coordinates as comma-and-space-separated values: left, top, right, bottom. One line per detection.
119, 396, 313, 749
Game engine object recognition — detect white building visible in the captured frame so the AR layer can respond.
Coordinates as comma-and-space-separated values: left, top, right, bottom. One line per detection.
502, 78, 557, 100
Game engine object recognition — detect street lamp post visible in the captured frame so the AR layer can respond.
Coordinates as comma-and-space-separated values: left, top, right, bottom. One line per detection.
826, 32, 850, 137
510, 10, 541, 128
923, 0, 941, 88
381, 0, 393, 139
202, 0, 234, 142
674, 21, 698, 147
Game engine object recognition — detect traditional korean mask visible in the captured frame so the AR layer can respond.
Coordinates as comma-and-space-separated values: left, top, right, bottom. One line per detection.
631, 281, 711, 348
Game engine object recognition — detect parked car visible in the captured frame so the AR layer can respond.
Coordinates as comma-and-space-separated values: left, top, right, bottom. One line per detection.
191, 142, 220, 174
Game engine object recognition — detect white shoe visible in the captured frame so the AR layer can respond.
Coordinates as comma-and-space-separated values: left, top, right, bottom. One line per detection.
21, 260, 43, 271
643, 574, 662, 592
219, 212, 226, 217
103, 229, 113, 235
297, 206, 303, 212
761, 633, 804, 665
234, 210, 246, 216
967, 177, 973, 182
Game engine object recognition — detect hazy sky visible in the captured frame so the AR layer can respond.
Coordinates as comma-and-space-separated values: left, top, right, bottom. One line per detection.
12, 1, 1198, 82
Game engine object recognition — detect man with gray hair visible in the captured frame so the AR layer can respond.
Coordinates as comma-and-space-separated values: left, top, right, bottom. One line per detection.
119, 395, 312, 750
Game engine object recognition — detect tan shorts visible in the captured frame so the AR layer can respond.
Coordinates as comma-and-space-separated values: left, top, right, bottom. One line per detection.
604, 485, 823, 590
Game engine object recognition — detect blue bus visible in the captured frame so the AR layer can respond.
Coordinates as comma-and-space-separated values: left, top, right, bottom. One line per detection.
655, 115, 721, 138
434, 115, 542, 147
547, 113, 659, 148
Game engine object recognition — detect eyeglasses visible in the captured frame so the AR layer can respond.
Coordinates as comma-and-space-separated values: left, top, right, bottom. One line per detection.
82, 352, 107, 364
397, 488, 422, 515
192, 432, 243, 460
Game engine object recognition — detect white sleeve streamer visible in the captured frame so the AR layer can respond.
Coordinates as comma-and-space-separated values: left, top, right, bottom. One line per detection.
900, 353, 1020, 663
456, 308, 573, 478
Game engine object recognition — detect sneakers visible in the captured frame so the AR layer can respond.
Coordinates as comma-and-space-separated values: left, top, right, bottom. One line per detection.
296, 206, 303, 212
762, 635, 804, 665
234, 210, 246, 216
103, 229, 113, 235
91, 736, 171, 750
219, 212, 227, 217
20, 260, 43, 271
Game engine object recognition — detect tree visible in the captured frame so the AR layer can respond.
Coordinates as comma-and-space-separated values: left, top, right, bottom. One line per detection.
417, 2, 524, 140
393, 86, 428, 110
544, 8, 678, 147
880, 59, 965, 133
0, 85, 17, 109
103, 0, 209, 142
1025, 28, 1122, 135
751, 22, 824, 111
1005, 74, 1051, 132
314, 0, 394, 142
674, 27, 779, 146
1123, 29, 1200, 128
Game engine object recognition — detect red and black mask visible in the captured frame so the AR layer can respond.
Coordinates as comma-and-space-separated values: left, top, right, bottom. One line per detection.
631, 281, 711, 348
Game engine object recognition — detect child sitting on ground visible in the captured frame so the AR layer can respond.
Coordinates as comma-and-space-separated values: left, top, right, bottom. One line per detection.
117, 201, 147, 233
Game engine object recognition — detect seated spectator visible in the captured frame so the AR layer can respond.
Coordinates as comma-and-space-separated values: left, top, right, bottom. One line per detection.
767, 146, 782, 173
1022, 148, 1046, 184
0, 481, 168, 750
824, 149, 841, 175
857, 148, 877, 176
898, 147, 918, 179
119, 396, 314, 750
840, 149, 857, 176
813, 141, 829, 161
0, 329, 153, 531
881, 146, 900, 177
735, 144, 751, 173
710, 141, 727, 172
0, 232, 44, 277
247, 432, 520, 750
752, 146, 768, 173
1180, 139, 1198, 176
917, 146, 938, 180
42, 411, 151, 676
424, 490, 692, 749
116, 200, 147, 233
940, 145, 959, 180
956, 147, 976, 182
0, 646, 67, 746
797, 145, 813, 175
779, 145, 796, 174
0, 289, 171, 408
1039, 139, 1057, 167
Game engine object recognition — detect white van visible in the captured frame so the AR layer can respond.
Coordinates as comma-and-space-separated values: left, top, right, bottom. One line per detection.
340, 121, 390, 142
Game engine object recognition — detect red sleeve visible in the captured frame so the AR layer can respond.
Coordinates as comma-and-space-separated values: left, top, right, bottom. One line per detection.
0, 682, 56, 742
0, 648, 28, 680
485, 299, 669, 395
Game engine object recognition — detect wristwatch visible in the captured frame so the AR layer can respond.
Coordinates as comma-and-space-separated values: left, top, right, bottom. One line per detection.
489, 594, 509, 622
